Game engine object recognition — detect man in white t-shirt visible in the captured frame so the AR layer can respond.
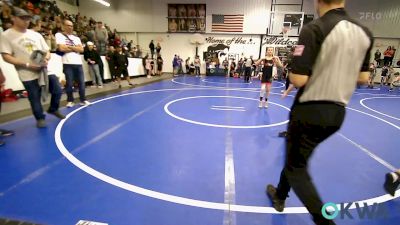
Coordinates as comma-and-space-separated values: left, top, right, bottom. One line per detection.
55, 19, 89, 107
194, 55, 201, 76
243, 56, 253, 83
1, 7, 65, 128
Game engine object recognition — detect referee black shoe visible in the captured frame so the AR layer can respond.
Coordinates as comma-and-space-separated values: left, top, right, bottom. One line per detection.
0, 129, 15, 137
278, 131, 288, 138
384, 173, 400, 196
266, 184, 285, 212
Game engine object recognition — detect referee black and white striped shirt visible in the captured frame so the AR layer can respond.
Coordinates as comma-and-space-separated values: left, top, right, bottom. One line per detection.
291, 8, 373, 106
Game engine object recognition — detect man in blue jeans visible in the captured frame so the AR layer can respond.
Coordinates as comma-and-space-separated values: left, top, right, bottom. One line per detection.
84, 41, 103, 88
55, 19, 90, 107
1, 7, 65, 128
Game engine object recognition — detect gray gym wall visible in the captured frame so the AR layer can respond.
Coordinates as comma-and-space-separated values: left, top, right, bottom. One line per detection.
345, 0, 400, 38
73, 0, 400, 38
76, 0, 314, 34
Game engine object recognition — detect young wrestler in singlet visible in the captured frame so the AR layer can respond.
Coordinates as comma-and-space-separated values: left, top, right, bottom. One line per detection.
255, 47, 283, 108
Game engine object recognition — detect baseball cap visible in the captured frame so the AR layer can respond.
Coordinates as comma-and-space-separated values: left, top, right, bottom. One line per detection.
13, 7, 32, 18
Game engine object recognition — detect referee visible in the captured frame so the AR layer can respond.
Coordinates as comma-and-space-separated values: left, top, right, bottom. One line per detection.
266, 0, 373, 224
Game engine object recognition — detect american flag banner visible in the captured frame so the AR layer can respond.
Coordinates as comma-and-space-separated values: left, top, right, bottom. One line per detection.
212, 14, 244, 32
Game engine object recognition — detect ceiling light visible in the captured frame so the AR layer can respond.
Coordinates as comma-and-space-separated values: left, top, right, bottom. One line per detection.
93, 0, 110, 7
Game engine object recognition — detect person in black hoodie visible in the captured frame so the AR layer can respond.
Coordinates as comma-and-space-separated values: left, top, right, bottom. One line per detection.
84, 41, 103, 88
114, 45, 134, 88
149, 40, 155, 59
106, 45, 116, 82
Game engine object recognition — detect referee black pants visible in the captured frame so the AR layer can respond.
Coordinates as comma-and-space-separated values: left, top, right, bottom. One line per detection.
244, 67, 251, 82
285, 75, 290, 90
276, 102, 345, 225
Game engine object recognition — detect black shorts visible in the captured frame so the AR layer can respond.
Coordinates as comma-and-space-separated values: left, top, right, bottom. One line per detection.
261, 74, 273, 83
116, 67, 129, 77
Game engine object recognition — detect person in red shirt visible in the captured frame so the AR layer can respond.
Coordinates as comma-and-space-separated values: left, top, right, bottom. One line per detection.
390, 46, 396, 66
383, 46, 394, 66
113, 34, 121, 47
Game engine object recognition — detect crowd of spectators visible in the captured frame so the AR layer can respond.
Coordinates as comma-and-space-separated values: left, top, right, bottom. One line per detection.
0, 0, 152, 57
